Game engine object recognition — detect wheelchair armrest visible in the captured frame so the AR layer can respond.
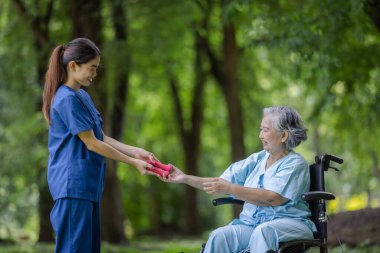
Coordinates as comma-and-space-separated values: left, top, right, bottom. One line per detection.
212, 197, 245, 206
302, 191, 335, 201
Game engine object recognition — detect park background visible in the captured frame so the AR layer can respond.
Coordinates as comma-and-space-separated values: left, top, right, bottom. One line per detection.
1, 0, 380, 252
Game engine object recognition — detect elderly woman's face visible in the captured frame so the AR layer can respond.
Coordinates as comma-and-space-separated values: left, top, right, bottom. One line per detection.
259, 115, 285, 153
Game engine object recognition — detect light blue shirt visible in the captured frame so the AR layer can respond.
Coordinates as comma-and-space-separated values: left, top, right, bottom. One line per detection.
47, 85, 105, 202
220, 150, 316, 232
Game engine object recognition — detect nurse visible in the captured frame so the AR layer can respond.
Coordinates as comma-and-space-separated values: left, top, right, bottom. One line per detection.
42, 38, 157, 253
164, 106, 317, 252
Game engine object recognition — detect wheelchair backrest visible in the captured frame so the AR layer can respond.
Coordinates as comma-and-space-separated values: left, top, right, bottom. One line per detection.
307, 162, 325, 239
307, 154, 343, 240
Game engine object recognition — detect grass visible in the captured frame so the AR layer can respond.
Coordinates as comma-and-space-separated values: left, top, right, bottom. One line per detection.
0, 237, 204, 253
0, 238, 379, 253
101, 237, 203, 253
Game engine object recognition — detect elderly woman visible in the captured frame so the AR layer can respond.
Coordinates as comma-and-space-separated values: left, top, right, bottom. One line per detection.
165, 106, 316, 252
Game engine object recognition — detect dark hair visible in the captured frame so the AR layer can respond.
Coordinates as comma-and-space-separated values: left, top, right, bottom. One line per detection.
263, 106, 308, 150
42, 38, 100, 123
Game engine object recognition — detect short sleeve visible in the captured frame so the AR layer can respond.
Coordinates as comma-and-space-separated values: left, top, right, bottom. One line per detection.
220, 160, 248, 185
220, 151, 266, 185
265, 155, 309, 201
55, 95, 94, 135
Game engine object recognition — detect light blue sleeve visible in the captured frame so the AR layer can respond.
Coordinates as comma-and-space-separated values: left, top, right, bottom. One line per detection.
265, 153, 310, 201
55, 95, 94, 135
220, 150, 266, 186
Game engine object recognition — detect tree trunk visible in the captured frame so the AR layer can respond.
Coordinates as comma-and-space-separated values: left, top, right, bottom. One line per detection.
37, 178, 54, 242
199, 0, 246, 217
69, 0, 105, 115
364, 0, 380, 32
169, 30, 206, 234
36, 45, 55, 242
99, 1, 130, 244
221, 23, 245, 218
199, 1, 246, 165
101, 160, 127, 244
221, 24, 245, 162
183, 148, 200, 234
69, 0, 128, 244
11, 0, 55, 242
169, 75, 204, 234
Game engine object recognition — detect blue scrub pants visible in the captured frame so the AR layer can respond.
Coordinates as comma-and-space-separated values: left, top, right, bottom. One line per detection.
203, 218, 314, 253
50, 198, 101, 253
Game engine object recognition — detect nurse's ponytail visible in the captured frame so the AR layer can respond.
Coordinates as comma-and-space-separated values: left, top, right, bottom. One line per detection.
42, 45, 65, 123
42, 38, 100, 123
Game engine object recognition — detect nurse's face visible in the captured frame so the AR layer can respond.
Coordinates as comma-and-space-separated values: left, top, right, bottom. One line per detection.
68, 56, 100, 88
259, 115, 286, 154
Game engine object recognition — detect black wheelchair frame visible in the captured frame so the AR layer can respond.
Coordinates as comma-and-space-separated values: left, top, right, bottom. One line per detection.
201, 154, 343, 253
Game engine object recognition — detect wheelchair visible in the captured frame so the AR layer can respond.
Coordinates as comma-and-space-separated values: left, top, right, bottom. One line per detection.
201, 154, 343, 253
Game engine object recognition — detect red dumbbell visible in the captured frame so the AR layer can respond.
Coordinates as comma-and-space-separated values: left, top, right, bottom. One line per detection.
147, 160, 172, 177
146, 166, 170, 177
148, 160, 172, 172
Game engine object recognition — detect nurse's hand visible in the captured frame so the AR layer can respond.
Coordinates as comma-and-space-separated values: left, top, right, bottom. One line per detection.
132, 159, 160, 177
134, 148, 157, 162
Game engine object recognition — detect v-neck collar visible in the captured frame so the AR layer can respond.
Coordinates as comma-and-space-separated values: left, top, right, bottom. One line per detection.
263, 151, 292, 172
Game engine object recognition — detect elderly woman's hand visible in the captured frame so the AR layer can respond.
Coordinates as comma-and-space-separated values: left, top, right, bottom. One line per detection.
202, 178, 232, 195
159, 165, 186, 183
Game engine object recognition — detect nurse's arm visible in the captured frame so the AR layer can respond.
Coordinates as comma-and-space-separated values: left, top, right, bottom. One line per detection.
103, 132, 155, 161
78, 130, 153, 175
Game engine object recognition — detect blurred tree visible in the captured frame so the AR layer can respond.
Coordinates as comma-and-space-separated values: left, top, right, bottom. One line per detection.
10, 0, 55, 242
243, 0, 380, 204
168, 26, 208, 234
99, 0, 131, 244
198, 0, 246, 166
195, 0, 248, 217
364, 0, 380, 32
69, 0, 130, 244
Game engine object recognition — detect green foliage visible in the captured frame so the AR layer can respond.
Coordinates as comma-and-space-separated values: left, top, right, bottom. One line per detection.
1, 0, 380, 243
0, 1, 48, 240
242, 0, 380, 203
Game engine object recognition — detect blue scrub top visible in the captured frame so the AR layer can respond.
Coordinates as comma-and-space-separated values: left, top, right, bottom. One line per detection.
220, 150, 317, 233
47, 85, 105, 202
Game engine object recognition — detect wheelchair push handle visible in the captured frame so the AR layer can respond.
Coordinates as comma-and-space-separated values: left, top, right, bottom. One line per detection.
316, 154, 344, 172
323, 154, 343, 164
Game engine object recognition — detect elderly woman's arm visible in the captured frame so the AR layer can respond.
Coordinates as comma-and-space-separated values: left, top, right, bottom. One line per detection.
203, 178, 288, 206
164, 166, 214, 190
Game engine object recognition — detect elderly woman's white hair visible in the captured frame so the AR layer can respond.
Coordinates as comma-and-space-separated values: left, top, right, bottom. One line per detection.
263, 106, 308, 150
